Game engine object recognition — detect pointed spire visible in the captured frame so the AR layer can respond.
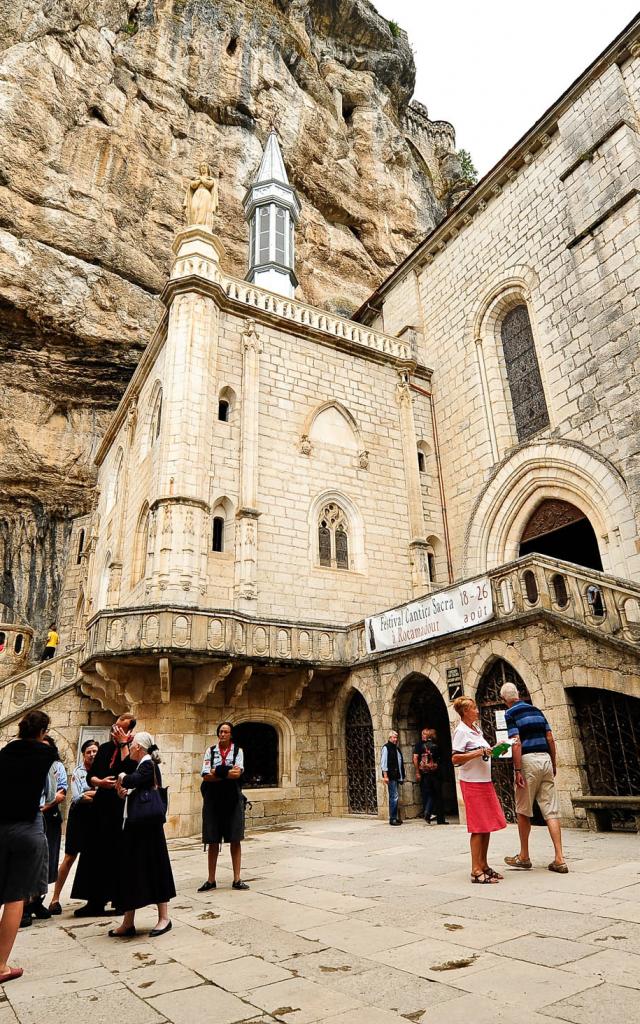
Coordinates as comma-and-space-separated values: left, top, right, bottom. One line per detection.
254, 130, 289, 185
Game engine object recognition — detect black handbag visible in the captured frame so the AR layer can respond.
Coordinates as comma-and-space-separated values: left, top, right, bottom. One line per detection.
126, 763, 168, 826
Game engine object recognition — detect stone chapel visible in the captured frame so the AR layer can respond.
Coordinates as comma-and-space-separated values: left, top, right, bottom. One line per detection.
1, 16, 640, 837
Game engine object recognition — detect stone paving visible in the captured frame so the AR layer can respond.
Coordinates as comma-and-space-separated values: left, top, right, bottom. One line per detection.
3, 818, 640, 1023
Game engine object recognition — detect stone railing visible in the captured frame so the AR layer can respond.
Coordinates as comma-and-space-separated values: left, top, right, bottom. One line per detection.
84, 607, 354, 667
0, 647, 83, 726
488, 553, 640, 647
83, 555, 640, 672
221, 275, 415, 362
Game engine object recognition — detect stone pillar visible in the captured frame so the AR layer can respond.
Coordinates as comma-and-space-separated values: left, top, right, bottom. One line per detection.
148, 229, 224, 602
395, 363, 430, 595
108, 398, 138, 606
235, 319, 263, 611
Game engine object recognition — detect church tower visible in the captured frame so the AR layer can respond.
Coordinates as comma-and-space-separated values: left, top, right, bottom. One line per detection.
243, 130, 301, 298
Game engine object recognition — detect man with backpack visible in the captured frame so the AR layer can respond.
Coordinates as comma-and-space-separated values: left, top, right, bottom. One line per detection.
413, 727, 448, 825
198, 722, 249, 892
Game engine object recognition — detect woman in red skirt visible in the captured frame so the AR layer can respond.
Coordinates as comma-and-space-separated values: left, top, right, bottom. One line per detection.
452, 696, 506, 884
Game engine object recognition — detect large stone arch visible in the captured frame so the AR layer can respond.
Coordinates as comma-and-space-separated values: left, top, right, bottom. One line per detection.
463, 440, 639, 579
466, 639, 541, 704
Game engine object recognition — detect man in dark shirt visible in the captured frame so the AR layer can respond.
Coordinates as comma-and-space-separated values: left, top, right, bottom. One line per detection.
412, 728, 447, 824
501, 683, 568, 873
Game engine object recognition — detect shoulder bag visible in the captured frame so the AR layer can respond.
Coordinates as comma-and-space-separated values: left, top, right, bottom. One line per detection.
126, 762, 168, 826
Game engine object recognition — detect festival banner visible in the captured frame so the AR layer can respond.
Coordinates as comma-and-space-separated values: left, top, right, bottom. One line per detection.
365, 577, 493, 654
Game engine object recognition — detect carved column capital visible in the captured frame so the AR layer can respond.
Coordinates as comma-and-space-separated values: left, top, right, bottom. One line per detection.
241, 318, 263, 353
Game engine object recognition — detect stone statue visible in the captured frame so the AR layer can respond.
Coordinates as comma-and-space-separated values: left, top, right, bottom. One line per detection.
184, 163, 219, 229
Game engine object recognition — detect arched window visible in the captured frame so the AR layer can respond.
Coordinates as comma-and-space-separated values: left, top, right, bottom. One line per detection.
500, 304, 549, 442
76, 529, 85, 565
14, 633, 23, 655
150, 388, 162, 447
218, 400, 229, 422
318, 502, 349, 570
132, 504, 150, 584
417, 450, 426, 473
212, 516, 224, 552
218, 386, 236, 424
113, 448, 124, 505
233, 723, 279, 788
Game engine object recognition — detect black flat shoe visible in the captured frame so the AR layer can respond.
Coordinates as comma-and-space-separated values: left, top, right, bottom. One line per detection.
197, 880, 217, 892
49, 902, 62, 916
232, 880, 249, 890
149, 920, 172, 937
108, 926, 137, 938
30, 900, 51, 920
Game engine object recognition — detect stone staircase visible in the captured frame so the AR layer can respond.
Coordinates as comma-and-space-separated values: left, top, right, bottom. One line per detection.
0, 647, 83, 729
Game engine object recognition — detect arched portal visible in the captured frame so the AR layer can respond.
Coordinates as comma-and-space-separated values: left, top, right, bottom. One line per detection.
476, 659, 531, 823
569, 687, 640, 830
519, 499, 602, 570
345, 691, 377, 814
393, 674, 458, 819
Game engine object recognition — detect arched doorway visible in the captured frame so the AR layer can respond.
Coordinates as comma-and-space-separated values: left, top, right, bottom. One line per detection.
476, 659, 532, 823
569, 687, 640, 830
393, 674, 458, 819
519, 499, 602, 570
345, 691, 378, 814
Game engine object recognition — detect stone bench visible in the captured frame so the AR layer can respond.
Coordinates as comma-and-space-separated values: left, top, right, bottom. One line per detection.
572, 795, 640, 833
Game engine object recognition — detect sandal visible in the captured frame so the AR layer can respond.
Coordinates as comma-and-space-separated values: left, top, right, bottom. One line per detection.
471, 870, 499, 884
0, 967, 23, 984
485, 867, 504, 880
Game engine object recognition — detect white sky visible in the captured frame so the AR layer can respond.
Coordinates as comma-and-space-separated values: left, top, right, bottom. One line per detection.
373, 1, 639, 176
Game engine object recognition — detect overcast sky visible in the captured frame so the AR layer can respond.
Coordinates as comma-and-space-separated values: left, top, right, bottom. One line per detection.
373, 1, 639, 176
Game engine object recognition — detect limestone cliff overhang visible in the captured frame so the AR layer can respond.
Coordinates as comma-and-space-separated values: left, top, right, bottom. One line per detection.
353, 14, 640, 325
95, 271, 432, 467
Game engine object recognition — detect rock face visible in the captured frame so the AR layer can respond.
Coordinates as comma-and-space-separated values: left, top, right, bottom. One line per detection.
0, 0, 455, 638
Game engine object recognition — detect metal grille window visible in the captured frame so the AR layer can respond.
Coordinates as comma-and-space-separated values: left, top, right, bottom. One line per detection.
500, 304, 549, 442
233, 722, 279, 788
345, 691, 378, 814
318, 503, 349, 570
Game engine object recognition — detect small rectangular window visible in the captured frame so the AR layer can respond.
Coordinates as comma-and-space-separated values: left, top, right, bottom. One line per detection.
212, 516, 224, 552
275, 209, 286, 264
258, 207, 270, 263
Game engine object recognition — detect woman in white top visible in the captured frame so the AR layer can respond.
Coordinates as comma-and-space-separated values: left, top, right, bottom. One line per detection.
452, 696, 506, 884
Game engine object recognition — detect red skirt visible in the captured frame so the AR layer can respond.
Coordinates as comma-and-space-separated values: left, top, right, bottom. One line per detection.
460, 780, 507, 834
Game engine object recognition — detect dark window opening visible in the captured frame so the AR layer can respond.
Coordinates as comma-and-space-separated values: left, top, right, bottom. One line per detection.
212, 516, 224, 552
342, 103, 355, 126
76, 529, 85, 565
14, 633, 24, 655
427, 551, 436, 583
218, 400, 230, 422
233, 722, 278, 788
519, 499, 603, 572
226, 36, 238, 56
523, 569, 538, 603
0, 631, 5, 648
501, 304, 549, 442
417, 450, 426, 473
318, 525, 331, 567
335, 526, 349, 569
552, 573, 569, 608
587, 584, 605, 619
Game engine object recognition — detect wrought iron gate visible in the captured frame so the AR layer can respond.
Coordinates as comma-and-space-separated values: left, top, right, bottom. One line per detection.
477, 660, 530, 824
570, 687, 640, 830
345, 691, 378, 814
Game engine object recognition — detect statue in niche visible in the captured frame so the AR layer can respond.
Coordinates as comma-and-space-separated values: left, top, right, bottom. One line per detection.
184, 162, 219, 229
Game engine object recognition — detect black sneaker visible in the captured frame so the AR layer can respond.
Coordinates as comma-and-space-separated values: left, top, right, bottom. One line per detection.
232, 880, 249, 890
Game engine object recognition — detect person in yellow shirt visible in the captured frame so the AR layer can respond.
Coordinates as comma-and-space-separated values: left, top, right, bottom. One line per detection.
40, 626, 59, 662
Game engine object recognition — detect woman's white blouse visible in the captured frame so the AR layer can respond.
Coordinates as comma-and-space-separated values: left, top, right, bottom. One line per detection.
452, 722, 492, 782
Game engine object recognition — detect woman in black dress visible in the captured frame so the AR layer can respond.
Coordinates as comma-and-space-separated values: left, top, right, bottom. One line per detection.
110, 732, 175, 938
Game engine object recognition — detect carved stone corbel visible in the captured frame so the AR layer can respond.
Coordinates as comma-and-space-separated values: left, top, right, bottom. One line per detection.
286, 668, 314, 709
192, 662, 233, 705
224, 665, 253, 705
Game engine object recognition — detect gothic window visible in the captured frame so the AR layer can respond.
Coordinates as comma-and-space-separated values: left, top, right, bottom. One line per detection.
318, 502, 349, 570
258, 206, 270, 264
500, 305, 549, 442
218, 400, 229, 422
233, 723, 279, 788
76, 529, 85, 565
275, 208, 286, 264
212, 516, 224, 553
132, 504, 150, 584
150, 388, 162, 447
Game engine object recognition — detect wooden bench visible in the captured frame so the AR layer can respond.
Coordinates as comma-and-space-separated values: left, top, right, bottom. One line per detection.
572, 795, 640, 833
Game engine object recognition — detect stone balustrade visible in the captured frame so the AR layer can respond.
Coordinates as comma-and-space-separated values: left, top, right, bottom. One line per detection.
0, 647, 83, 726
221, 275, 415, 363
82, 555, 640, 673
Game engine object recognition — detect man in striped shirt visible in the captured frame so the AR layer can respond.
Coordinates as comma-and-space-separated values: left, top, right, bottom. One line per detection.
500, 683, 568, 874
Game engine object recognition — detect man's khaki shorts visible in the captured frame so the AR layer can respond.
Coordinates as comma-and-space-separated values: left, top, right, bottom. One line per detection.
515, 753, 560, 819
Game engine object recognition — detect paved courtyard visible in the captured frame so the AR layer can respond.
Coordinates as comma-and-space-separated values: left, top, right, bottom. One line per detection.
3, 818, 640, 1024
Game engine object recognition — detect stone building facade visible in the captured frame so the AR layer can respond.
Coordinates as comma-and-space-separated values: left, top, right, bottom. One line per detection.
1, 17, 640, 838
